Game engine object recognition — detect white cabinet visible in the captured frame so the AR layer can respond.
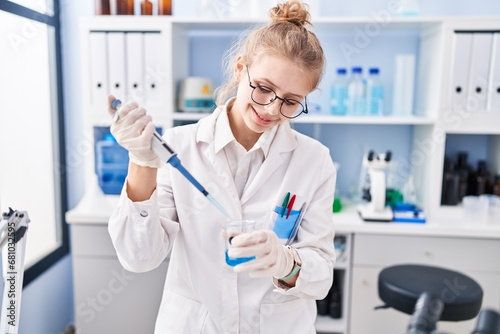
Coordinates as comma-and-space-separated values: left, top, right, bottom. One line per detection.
69, 222, 169, 334
349, 233, 500, 334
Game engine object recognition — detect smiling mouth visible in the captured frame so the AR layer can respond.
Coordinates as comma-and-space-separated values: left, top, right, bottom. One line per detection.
252, 107, 277, 123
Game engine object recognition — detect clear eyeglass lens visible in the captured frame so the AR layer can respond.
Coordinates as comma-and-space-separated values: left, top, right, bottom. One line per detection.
253, 86, 275, 105
252, 85, 304, 118
281, 99, 304, 118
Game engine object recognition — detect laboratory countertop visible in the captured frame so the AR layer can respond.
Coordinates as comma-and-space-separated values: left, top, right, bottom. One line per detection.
66, 186, 500, 240
332, 206, 500, 239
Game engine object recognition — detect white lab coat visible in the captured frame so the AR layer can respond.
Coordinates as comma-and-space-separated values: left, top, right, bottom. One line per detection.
108, 104, 337, 334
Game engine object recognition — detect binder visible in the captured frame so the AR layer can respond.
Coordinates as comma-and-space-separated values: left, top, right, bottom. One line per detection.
125, 32, 144, 103
449, 33, 472, 112
107, 32, 127, 100
144, 32, 164, 106
467, 33, 493, 113
89, 32, 108, 106
487, 33, 500, 113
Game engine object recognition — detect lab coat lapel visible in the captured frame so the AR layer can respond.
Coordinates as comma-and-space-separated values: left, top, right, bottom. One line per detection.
197, 108, 242, 218
240, 123, 297, 206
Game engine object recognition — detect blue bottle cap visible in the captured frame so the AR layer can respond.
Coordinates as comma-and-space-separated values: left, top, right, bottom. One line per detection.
352, 67, 362, 74
337, 68, 347, 75
369, 68, 380, 75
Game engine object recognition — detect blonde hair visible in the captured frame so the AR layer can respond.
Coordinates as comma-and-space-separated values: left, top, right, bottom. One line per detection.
215, 1, 325, 105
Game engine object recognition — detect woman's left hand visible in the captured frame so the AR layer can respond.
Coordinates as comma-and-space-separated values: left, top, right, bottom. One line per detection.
228, 230, 294, 278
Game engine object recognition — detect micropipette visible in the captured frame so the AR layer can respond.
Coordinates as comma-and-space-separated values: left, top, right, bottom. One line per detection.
111, 99, 232, 220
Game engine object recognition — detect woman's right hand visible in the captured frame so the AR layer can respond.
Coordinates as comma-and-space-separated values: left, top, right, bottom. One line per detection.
107, 95, 163, 169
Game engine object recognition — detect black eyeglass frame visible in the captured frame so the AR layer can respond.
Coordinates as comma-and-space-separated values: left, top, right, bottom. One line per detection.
245, 66, 308, 119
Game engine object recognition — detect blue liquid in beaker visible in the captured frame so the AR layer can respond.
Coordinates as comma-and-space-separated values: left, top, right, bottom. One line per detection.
225, 251, 255, 267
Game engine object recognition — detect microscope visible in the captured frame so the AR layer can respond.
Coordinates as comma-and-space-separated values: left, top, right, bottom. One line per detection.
357, 150, 394, 222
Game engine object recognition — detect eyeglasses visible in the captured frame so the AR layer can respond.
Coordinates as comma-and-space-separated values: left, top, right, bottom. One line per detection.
246, 66, 308, 119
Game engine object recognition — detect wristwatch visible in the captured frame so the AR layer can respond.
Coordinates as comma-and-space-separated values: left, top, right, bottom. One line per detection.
280, 246, 302, 281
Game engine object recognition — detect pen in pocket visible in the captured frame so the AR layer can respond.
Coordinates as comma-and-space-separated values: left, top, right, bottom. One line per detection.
281, 192, 290, 217
286, 194, 296, 219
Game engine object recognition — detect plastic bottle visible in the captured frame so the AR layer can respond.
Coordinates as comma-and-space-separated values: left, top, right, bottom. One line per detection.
396, 0, 420, 16
366, 67, 384, 116
347, 67, 365, 115
330, 68, 349, 115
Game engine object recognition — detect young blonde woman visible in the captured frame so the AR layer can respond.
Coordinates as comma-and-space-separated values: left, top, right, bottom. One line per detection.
107, 1, 337, 332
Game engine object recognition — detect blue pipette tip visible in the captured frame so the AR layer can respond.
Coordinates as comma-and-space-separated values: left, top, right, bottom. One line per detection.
111, 99, 122, 109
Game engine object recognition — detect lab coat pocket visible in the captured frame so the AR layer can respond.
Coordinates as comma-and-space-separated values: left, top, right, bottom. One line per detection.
259, 298, 315, 334
272, 207, 301, 239
155, 290, 209, 334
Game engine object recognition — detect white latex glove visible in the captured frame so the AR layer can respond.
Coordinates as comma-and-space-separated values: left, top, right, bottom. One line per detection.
107, 95, 163, 168
228, 230, 294, 278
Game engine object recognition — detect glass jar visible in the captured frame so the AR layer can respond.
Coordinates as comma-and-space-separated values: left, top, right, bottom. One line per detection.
116, 0, 134, 15
158, 0, 172, 15
95, 0, 111, 15
140, 0, 153, 15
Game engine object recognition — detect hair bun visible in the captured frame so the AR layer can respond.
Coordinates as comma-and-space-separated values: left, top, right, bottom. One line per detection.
270, 1, 311, 28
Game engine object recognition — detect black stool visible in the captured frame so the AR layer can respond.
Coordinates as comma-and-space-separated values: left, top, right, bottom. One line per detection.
378, 264, 483, 330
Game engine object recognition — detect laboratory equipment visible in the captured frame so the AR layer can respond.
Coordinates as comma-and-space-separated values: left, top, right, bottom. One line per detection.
223, 219, 258, 266
347, 66, 365, 115
111, 99, 232, 220
178, 77, 215, 113
0, 208, 30, 334
96, 137, 129, 195
365, 67, 384, 116
330, 68, 348, 115
357, 150, 394, 222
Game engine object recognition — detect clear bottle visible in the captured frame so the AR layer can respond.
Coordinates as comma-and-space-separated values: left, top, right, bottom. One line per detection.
140, 0, 153, 15
330, 68, 349, 116
366, 67, 384, 116
396, 0, 420, 16
347, 67, 365, 115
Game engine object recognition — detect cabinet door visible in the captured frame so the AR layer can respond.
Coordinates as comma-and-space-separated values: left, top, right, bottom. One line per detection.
73, 257, 168, 334
350, 267, 410, 334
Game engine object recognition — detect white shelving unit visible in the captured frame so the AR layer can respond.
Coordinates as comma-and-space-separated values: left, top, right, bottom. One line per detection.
74, 15, 500, 334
